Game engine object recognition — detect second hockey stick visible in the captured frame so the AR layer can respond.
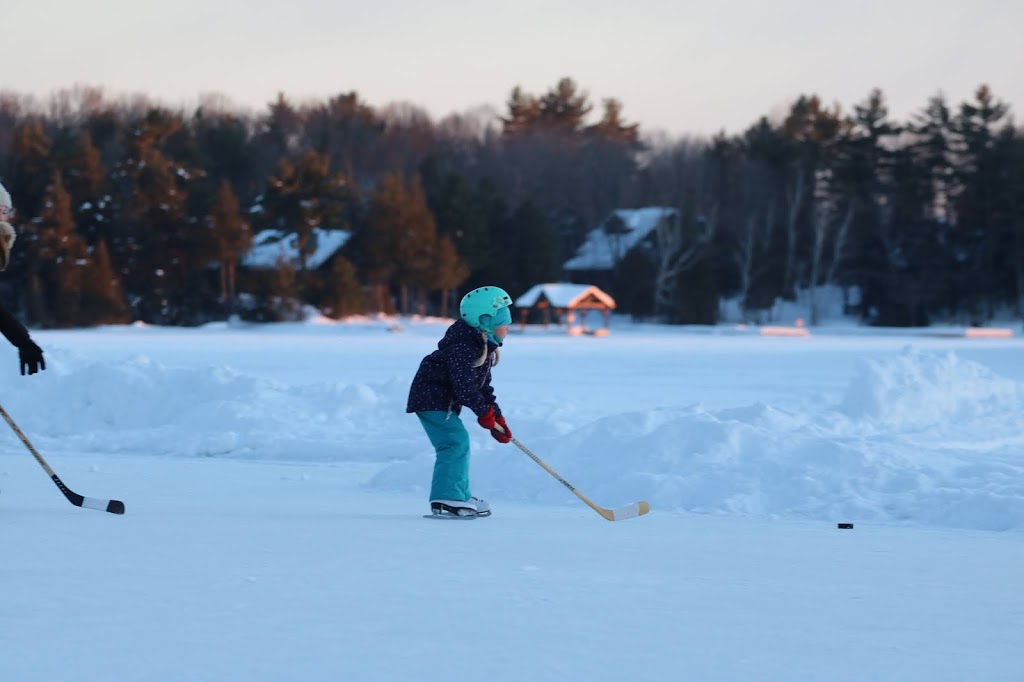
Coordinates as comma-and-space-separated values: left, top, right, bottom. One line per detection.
0, 403, 125, 514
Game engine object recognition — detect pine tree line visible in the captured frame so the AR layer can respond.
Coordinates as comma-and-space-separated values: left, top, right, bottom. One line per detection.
0, 80, 1021, 327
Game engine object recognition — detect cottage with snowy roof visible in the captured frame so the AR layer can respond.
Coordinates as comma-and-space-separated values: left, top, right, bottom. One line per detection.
516, 283, 617, 335
238, 228, 358, 320
562, 207, 677, 291
242, 228, 353, 271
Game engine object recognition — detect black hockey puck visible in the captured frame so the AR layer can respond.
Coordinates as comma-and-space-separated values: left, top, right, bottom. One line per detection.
837, 523, 854, 529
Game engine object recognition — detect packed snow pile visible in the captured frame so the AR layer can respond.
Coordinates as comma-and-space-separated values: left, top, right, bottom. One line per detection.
840, 347, 1024, 427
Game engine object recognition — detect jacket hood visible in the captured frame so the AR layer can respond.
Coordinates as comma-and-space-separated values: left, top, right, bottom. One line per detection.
439, 319, 486, 350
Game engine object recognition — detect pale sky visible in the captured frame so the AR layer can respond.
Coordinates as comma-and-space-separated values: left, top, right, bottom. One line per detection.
3, 0, 1022, 137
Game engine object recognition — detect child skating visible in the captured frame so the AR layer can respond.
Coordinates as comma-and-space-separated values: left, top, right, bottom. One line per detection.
406, 286, 514, 518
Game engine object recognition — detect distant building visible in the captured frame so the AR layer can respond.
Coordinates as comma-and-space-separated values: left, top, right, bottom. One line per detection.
242, 228, 353, 271
237, 228, 358, 321
562, 207, 677, 290
516, 282, 617, 335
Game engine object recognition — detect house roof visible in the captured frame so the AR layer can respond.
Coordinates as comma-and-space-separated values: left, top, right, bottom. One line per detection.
516, 283, 616, 309
563, 207, 677, 271
242, 228, 352, 270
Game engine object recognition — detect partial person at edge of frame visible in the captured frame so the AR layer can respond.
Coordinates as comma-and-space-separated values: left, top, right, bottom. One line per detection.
0, 180, 46, 377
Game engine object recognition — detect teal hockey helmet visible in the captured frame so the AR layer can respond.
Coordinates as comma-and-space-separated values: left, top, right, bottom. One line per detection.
459, 286, 514, 330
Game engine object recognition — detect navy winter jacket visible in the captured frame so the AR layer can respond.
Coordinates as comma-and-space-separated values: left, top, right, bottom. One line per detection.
406, 319, 502, 418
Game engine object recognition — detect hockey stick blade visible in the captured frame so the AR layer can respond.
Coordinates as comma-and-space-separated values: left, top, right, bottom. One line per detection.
601, 500, 651, 522
51, 474, 126, 514
0, 404, 125, 515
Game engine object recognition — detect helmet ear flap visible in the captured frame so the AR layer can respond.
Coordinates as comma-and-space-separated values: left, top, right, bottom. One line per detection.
478, 313, 493, 328
492, 306, 512, 328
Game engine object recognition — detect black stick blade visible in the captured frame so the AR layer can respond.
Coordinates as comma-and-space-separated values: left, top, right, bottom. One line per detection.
52, 475, 125, 514
79, 495, 126, 514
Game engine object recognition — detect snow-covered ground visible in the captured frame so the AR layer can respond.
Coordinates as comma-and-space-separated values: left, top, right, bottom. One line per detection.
2, 317, 1023, 681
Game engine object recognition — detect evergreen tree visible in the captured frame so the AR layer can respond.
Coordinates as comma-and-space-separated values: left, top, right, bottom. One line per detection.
193, 108, 258, 198
33, 171, 90, 326
502, 78, 593, 137
210, 179, 252, 309
1008, 133, 1024, 318
254, 93, 302, 163
64, 130, 105, 198
64, 130, 110, 245
420, 159, 495, 280
261, 150, 358, 281
585, 99, 639, 143
501, 87, 541, 136
863, 143, 933, 325
676, 254, 719, 325
361, 172, 438, 313
951, 85, 1012, 322
734, 119, 790, 312
779, 95, 843, 299
79, 239, 130, 325
114, 109, 216, 324
305, 92, 385, 182
537, 78, 593, 135
394, 175, 440, 313
495, 79, 640, 255
613, 247, 656, 318
901, 94, 957, 321
469, 177, 510, 287
833, 90, 897, 319
429, 233, 469, 317
498, 200, 561, 297
8, 119, 53, 219
321, 255, 364, 318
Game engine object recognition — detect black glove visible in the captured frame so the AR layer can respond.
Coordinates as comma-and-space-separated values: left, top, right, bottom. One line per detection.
19, 341, 45, 376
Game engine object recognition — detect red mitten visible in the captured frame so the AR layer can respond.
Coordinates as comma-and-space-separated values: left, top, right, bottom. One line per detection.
492, 415, 512, 444
477, 405, 497, 430
477, 405, 511, 443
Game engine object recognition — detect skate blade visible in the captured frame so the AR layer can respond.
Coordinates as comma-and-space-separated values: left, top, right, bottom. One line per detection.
424, 508, 491, 519
423, 512, 478, 520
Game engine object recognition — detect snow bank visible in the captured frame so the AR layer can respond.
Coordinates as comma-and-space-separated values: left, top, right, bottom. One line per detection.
3, 338, 1023, 530
840, 347, 1024, 427
374, 349, 1024, 530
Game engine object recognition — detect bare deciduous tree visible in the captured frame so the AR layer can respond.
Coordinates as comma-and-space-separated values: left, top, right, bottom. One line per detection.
736, 206, 775, 321
782, 168, 805, 298
653, 205, 717, 317
808, 197, 853, 325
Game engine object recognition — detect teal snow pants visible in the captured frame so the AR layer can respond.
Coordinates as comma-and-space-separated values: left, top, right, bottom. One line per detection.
416, 411, 472, 502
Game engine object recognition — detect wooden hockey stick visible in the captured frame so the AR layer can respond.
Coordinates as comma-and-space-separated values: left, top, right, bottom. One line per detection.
0, 403, 125, 514
498, 427, 649, 521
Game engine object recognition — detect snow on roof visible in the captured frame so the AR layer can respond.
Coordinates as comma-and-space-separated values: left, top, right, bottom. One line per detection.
516, 283, 616, 309
242, 228, 352, 270
563, 207, 677, 271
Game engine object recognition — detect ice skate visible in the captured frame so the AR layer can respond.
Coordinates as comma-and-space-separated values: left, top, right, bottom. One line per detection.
427, 497, 491, 518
